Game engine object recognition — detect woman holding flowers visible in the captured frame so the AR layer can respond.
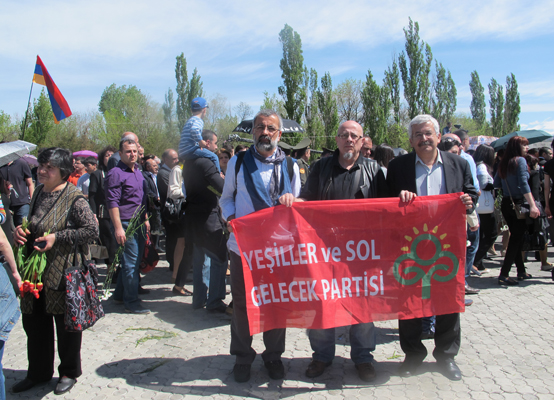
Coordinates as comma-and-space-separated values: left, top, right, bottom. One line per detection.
12, 148, 98, 395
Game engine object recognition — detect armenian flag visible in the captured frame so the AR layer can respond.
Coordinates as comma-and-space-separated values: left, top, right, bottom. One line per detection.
32, 56, 72, 124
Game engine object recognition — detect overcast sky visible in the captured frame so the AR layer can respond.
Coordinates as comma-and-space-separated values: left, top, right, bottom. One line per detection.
2, 0, 553, 133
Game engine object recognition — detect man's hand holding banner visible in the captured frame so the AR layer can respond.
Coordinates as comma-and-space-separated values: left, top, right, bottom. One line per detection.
231, 193, 467, 335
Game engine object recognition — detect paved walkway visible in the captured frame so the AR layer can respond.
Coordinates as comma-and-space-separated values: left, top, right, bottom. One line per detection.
4, 249, 554, 399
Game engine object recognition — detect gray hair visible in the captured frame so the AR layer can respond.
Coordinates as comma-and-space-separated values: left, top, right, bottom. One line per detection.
252, 109, 283, 132
408, 115, 440, 139
119, 136, 138, 152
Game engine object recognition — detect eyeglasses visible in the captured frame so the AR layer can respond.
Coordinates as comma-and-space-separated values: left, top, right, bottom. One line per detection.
413, 132, 436, 140
337, 133, 362, 141
254, 125, 279, 134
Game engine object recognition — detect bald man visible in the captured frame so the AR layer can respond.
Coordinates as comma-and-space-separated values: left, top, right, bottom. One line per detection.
299, 121, 388, 382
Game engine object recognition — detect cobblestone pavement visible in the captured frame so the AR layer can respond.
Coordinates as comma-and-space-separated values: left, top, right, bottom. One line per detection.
4, 248, 554, 399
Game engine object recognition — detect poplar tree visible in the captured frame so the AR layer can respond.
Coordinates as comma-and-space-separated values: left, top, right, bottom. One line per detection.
489, 78, 505, 137
431, 62, 448, 125
175, 53, 203, 131
278, 24, 306, 124
504, 73, 521, 134
445, 71, 457, 123
361, 70, 390, 145
175, 53, 188, 131
384, 57, 401, 125
304, 68, 325, 151
469, 71, 486, 128
162, 88, 175, 133
398, 18, 433, 118
317, 72, 339, 149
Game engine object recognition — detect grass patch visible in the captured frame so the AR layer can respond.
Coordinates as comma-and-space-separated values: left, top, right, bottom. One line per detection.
126, 327, 178, 347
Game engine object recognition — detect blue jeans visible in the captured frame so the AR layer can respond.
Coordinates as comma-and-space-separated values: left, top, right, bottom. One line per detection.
192, 245, 227, 310
185, 148, 221, 172
466, 224, 480, 277
11, 203, 29, 227
112, 221, 146, 310
422, 316, 436, 333
308, 322, 376, 365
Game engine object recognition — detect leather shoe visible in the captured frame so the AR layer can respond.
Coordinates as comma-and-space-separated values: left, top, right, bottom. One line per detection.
207, 302, 228, 313
233, 364, 251, 383
12, 377, 49, 393
465, 284, 480, 295
305, 359, 332, 378
54, 376, 76, 395
398, 359, 421, 378
124, 306, 150, 314
355, 362, 376, 382
437, 359, 462, 381
264, 360, 285, 380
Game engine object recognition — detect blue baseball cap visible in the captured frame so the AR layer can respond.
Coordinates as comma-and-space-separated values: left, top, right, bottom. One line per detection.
191, 97, 208, 111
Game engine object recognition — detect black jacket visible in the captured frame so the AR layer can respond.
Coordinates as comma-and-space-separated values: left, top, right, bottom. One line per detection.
157, 164, 171, 211
386, 150, 479, 209
88, 169, 107, 218
182, 158, 224, 215
300, 150, 388, 200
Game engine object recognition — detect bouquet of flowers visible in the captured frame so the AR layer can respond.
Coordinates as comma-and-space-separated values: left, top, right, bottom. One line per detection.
13, 218, 49, 298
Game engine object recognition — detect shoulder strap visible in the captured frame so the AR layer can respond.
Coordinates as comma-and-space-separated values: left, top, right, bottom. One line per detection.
233, 151, 247, 201
286, 156, 294, 181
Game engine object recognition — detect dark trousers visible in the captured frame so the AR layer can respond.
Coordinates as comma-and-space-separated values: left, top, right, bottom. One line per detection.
500, 198, 528, 277
229, 251, 285, 365
399, 313, 460, 363
22, 296, 82, 381
474, 213, 498, 268
99, 218, 117, 265
163, 221, 180, 270
175, 220, 192, 288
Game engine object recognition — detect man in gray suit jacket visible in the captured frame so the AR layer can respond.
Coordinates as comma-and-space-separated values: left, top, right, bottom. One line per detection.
386, 114, 478, 381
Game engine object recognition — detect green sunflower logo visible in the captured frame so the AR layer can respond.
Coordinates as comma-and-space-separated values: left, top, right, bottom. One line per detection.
393, 224, 459, 299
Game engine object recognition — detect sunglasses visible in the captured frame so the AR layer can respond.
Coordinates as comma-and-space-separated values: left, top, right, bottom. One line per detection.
442, 137, 461, 146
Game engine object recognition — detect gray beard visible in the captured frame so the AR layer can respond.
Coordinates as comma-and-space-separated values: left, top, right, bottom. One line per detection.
255, 136, 278, 152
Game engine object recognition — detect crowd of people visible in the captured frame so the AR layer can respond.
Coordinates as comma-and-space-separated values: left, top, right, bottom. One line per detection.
0, 97, 551, 395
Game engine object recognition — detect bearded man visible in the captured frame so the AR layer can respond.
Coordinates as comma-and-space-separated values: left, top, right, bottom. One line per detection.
220, 109, 301, 383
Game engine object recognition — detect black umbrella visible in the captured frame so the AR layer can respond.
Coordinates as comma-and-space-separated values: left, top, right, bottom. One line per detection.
232, 119, 305, 134
490, 129, 553, 150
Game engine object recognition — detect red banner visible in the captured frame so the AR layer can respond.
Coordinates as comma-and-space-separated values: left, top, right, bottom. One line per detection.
231, 193, 467, 335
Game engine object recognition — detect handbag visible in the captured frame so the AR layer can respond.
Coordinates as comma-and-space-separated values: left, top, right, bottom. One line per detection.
140, 234, 159, 274
522, 226, 547, 251
503, 179, 528, 220
162, 197, 185, 223
476, 190, 494, 214
64, 234, 105, 332
89, 239, 109, 260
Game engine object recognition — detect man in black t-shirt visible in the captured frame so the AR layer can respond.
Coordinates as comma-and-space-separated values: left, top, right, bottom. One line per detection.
0, 158, 34, 227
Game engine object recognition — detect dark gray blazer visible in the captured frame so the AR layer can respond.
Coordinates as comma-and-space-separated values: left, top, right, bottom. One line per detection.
386, 150, 478, 210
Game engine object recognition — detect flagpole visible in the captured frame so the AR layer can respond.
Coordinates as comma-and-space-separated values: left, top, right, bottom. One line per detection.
21, 80, 34, 141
